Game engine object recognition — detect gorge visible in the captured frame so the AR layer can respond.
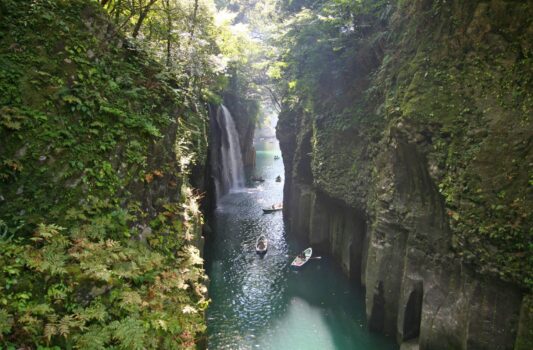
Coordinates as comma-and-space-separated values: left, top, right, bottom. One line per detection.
206, 109, 398, 348
0, 0, 531, 349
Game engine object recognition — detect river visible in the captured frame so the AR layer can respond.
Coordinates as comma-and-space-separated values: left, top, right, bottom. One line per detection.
205, 139, 397, 350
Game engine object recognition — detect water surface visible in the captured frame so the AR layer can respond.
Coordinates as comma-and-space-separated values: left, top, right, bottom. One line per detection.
205, 140, 397, 350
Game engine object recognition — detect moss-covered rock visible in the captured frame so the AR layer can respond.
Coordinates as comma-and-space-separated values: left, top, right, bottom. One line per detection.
278, 0, 532, 348
0, 1, 208, 348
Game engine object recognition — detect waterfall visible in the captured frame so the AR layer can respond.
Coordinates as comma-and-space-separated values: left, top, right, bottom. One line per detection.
216, 105, 245, 198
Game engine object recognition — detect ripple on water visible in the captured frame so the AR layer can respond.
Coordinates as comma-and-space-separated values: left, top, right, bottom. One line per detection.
205, 141, 397, 350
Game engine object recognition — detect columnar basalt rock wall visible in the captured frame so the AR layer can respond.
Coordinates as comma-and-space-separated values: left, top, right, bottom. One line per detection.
277, 1, 532, 348
279, 115, 526, 349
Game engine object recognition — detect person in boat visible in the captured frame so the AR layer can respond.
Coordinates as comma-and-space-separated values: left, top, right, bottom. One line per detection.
258, 241, 265, 250
298, 252, 305, 259
275, 175, 281, 182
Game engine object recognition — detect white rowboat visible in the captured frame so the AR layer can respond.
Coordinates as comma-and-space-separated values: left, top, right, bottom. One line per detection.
256, 235, 268, 254
263, 203, 282, 213
291, 247, 312, 267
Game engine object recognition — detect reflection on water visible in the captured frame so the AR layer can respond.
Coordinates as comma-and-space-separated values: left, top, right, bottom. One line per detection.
205, 140, 397, 350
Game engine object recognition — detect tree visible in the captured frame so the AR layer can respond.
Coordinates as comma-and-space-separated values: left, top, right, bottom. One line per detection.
132, 0, 158, 38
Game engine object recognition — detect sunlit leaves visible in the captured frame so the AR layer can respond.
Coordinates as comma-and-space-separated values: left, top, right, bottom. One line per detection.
0, 2, 212, 349
182, 305, 197, 314
267, 61, 287, 80
0, 222, 208, 348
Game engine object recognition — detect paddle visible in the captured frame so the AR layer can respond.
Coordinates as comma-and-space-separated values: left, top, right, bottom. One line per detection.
287, 255, 322, 260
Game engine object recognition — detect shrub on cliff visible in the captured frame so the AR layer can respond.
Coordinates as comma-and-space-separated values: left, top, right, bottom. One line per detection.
275, 0, 532, 290
0, 0, 212, 348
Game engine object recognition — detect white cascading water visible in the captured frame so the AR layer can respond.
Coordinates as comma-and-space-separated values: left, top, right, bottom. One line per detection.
217, 105, 244, 196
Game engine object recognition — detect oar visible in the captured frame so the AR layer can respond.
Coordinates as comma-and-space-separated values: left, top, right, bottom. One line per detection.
287, 255, 323, 260
286, 254, 323, 260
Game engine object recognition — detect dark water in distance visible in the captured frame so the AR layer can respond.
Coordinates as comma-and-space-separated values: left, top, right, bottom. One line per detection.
205, 140, 397, 350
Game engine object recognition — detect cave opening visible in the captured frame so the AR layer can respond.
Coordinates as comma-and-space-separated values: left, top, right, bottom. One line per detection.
403, 282, 424, 341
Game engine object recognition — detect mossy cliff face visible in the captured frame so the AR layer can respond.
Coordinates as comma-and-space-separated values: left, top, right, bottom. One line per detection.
278, 1, 532, 348
0, 1, 208, 348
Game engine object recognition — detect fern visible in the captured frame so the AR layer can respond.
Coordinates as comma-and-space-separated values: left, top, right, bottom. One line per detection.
119, 291, 142, 312
44, 321, 58, 342
0, 309, 13, 336
35, 223, 65, 240
0, 0, 210, 346
75, 302, 108, 323
109, 318, 146, 350
73, 325, 110, 350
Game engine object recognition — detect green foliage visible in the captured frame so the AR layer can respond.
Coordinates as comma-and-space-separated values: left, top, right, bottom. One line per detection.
0, 224, 207, 349
276, 0, 533, 290
0, 0, 212, 348
377, 2, 533, 289
100, 0, 235, 101
215, 0, 282, 123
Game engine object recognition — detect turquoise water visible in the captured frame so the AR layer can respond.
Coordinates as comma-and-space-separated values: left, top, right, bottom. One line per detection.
205, 140, 397, 350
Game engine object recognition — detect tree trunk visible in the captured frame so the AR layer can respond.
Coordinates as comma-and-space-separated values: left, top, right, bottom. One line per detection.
132, 0, 158, 39
113, 0, 122, 24
165, 0, 172, 67
188, 0, 199, 43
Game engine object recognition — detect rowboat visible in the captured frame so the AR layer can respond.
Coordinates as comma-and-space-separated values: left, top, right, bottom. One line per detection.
256, 235, 268, 254
262, 203, 282, 213
291, 248, 312, 267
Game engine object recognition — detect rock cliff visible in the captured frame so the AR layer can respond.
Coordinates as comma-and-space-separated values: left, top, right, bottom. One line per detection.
277, 1, 532, 348
0, 1, 208, 347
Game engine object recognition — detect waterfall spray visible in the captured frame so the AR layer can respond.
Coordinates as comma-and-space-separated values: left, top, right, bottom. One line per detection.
216, 105, 245, 199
